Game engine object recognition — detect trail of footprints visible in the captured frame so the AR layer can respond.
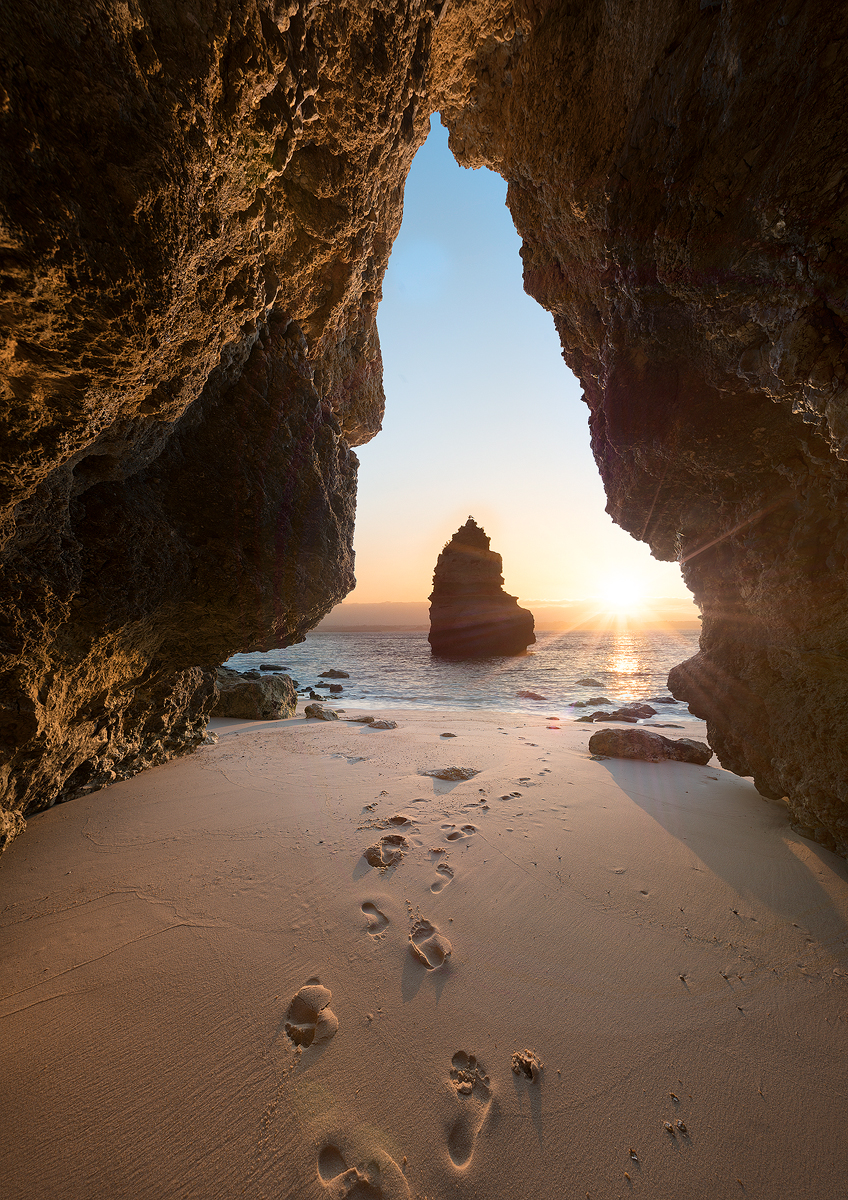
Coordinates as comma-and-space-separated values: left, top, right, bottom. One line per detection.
361, 803, 480, 892
303, 768, 545, 1189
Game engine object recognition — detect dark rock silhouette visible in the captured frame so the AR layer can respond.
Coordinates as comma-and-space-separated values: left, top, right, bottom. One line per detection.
428, 519, 535, 658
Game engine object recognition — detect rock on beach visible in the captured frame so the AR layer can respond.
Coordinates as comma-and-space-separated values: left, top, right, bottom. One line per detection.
589, 727, 712, 765
304, 703, 339, 721
214, 668, 296, 720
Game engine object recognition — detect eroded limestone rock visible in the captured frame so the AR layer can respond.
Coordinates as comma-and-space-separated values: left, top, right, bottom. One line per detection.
2, 0, 848, 855
214, 667, 296, 720
428, 518, 535, 657
431, 0, 848, 853
0, 0, 435, 843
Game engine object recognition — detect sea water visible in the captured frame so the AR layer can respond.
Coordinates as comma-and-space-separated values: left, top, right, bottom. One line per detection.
225, 628, 700, 718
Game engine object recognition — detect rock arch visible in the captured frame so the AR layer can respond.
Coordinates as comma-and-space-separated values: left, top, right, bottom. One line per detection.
1, 0, 847, 852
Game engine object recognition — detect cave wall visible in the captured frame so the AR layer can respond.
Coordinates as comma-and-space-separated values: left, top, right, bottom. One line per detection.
3, 0, 848, 853
432, 0, 848, 853
0, 0, 442, 843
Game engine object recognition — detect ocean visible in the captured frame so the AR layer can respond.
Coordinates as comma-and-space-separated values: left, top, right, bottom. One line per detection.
225, 628, 701, 718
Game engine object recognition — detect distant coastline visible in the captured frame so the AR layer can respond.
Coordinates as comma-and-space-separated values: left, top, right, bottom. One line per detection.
315, 598, 701, 634
309, 624, 700, 633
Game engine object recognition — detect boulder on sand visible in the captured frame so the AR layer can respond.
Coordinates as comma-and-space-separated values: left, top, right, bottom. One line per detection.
589, 727, 712, 765
304, 703, 339, 721
214, 667, 296, 720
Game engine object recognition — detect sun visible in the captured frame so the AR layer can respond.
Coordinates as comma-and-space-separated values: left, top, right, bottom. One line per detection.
599, 575, 646, 613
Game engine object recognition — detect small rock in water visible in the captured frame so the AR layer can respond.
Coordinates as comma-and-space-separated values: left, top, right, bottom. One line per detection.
329, 684, 343, 693
304, 703, 338, 721
576, 677, 603, 686
516, 690, 547, 700
319, 668, 350, 678
579, 703, 656, 723
588, 727, 712, 765
259, 663, 284, 671
579, 710, 638, 723
422, 766, 480, 781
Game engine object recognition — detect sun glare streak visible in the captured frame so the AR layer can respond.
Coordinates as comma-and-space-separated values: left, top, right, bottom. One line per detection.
599, 575, 647, 614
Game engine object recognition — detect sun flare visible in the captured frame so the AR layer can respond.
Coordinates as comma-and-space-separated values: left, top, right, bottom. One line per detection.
599, 575, 646, 613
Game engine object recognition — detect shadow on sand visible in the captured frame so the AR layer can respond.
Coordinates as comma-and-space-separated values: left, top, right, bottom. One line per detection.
594, 756, 848, 948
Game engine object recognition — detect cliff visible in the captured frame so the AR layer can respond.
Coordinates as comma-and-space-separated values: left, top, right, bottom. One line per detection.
2, 0, 848, 853
0, 0, 428, 845
428, 518, 535, 657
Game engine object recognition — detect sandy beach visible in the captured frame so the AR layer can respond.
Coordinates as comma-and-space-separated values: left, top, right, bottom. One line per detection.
2, 705, 848, 1200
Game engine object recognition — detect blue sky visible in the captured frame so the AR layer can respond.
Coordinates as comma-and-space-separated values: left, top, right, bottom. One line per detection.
349, 116, 693, 613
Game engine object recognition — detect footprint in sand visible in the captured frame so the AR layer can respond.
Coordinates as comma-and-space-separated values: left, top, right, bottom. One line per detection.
409, 917, 452, 969
447, 1052, 493, 1167
442, 823, 476, 842
431, 863, 454, 893
364, 834, 408, 869
318, 1143, 409, 1199
361, 902, 389, 936
284, 980, 339, 1047
511, 1048, 544, 1082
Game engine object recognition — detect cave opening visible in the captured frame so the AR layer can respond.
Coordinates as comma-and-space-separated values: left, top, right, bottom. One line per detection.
346, 115, 697, 627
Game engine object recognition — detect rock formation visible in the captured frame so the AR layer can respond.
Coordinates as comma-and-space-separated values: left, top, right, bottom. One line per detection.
2, 0, 848, 853
214, 667, 297, 720
428, 518, 535, 657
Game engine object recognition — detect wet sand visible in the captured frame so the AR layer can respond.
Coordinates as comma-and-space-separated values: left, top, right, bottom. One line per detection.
2, 706, 848, 1199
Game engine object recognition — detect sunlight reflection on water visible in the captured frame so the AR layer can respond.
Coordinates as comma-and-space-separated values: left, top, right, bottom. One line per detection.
226, 628, 699, 716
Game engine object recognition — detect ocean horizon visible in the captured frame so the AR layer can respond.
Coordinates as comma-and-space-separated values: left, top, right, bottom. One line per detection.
225, 627, 701, 718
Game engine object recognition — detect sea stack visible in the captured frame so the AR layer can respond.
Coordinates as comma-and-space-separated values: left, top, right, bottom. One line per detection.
428, 519, 535, 658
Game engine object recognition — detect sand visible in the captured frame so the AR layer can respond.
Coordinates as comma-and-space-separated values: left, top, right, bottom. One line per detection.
2, 705, 848, 1199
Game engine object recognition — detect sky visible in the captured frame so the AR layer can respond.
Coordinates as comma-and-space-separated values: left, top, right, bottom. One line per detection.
347, 116, 696, 618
